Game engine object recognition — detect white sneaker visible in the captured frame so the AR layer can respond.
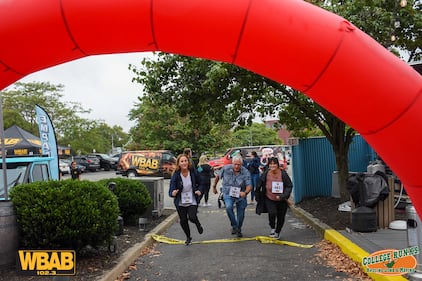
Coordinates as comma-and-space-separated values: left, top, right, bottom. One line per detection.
274, 233, 280, 239
269, 229, 276, 238
202, 202, 207, 207
206, 203, 212, 206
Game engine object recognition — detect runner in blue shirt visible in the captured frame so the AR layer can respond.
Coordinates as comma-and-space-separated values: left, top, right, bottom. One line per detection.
212, 155, 252, 238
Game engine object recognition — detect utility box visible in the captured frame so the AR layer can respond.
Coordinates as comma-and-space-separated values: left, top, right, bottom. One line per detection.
138, 177, 164, 218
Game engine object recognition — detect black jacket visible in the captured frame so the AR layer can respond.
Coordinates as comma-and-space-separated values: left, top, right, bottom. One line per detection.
255, 169, 293, 215
168, 169, 203, 207
198, 164, 213, 186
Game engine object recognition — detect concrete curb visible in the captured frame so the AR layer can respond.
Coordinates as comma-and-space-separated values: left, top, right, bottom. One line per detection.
290, 206, 407, 281
97, 212, 179, 281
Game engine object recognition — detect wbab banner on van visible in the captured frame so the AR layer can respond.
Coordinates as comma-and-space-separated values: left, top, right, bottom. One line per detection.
362, 246, 419, 275
17, 250, 76, 276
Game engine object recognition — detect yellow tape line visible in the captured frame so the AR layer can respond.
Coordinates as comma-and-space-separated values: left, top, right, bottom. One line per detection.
151, 234, 313, 248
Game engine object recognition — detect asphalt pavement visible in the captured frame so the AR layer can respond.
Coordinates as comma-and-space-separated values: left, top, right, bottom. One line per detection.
80, 172, 409, 281
120, 204, 352, 281
96, 180, 355, 281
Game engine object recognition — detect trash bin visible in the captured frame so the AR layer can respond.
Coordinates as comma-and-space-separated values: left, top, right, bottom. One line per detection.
351, 206, 377, 232
406, 204, 422, 280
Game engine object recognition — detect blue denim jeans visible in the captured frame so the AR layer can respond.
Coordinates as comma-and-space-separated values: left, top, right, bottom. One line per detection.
223, 194, 248, 231
250, 173, 259, 201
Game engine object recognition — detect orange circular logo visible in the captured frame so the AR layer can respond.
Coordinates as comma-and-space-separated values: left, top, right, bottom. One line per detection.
362, 247, 418, 276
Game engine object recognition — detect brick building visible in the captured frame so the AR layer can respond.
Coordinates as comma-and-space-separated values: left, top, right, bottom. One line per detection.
264, 119, 291, 145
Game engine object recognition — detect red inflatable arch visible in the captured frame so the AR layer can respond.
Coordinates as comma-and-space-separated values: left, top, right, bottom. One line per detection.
1, 0, 422, 212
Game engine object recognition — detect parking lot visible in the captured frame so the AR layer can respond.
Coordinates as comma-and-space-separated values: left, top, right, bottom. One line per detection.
62, 170, 179, 209
64, 165, 293, 210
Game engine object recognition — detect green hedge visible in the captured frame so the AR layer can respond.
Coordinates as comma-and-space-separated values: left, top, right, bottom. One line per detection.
10, 180, 119, 251
97, 178, 152, 225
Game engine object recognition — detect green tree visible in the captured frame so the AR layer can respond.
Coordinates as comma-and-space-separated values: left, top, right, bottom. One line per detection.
325, 0, 421, 62
233, 123, 283, 147
2, 109, 31, 132
60, 119, 128, 155
1, 81, 129, 155
130, 1, 420, 199
127, 98, 231, 154
131, 54, 356, 199
1, 82, 90, 136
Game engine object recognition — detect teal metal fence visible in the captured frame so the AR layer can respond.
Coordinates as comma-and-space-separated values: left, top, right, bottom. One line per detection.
291, 135, 375, 203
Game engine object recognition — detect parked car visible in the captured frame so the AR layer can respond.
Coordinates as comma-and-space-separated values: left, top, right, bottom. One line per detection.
59, 159, 70, 174
110, 153, 120, 162
88, 153, 117, 171
62, 158, 85, 174
110, 153, 120, 170
73, 155, 100, 172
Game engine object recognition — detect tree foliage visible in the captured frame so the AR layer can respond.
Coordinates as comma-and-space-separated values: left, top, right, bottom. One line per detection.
1, 81, 129, 155
59, 119, 128, 155
1, 82, 90, 136
233, 123, 283, 147
325, 0, 421, 62
127, 97, 233, 154
129, 1, 419, 200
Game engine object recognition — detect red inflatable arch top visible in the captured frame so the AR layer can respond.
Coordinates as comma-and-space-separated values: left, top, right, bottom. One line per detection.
1, 0, 422, 212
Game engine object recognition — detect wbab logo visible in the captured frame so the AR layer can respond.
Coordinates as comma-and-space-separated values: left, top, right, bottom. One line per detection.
17, 250, 76, 276
362, 246, 419, 276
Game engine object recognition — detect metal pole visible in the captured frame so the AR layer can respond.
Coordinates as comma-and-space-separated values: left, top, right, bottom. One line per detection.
0, 94, 8, 200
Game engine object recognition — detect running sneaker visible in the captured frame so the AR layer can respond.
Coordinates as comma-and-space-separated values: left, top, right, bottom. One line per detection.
197, 224, 204, 234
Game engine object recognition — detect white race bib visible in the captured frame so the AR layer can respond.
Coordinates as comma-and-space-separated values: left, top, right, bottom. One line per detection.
229, 186, 241, 198
181, 191, 193, 204
272, 181, 284, 194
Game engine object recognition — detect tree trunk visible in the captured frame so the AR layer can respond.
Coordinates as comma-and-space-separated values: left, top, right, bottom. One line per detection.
334, 151, 350, 201
326, 117, 354, 202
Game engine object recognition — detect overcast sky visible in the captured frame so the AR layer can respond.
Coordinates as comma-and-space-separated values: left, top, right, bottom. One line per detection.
19, 52, 155, 132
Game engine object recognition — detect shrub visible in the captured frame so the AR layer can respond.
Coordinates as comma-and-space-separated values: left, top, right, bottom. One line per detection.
98, 178, 153, 225
10, 180, 119, 251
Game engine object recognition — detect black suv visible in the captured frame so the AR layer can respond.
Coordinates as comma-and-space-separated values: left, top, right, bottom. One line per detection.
88, 153, 117, 171
73, 155, 101, 172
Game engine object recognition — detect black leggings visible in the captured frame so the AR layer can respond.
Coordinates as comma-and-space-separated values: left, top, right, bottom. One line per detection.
201, 183, 211, 203
265, 198, 288, 234
176, 205, 201, 239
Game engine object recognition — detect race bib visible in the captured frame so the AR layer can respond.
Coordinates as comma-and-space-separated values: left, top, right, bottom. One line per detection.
229, 186, 241, 198
181, 191, 193, 204
272, 181, 284, 194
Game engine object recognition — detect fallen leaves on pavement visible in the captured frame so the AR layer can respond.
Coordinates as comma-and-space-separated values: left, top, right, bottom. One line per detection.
314, 240, 372, 280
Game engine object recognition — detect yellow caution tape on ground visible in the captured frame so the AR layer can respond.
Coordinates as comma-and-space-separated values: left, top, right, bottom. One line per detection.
151, 234, 313, 248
